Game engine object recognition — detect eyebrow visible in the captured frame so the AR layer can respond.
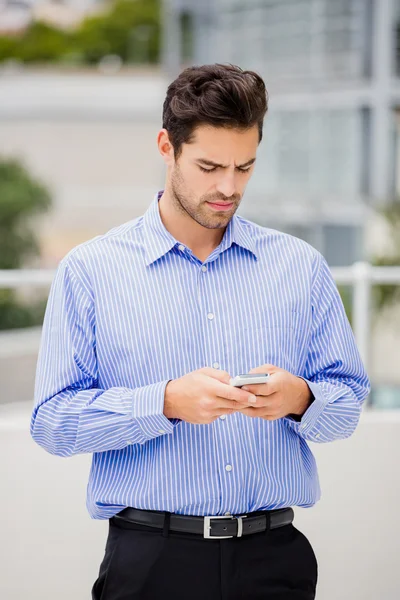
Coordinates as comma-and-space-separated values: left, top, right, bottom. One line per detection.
196, 158, 256, 169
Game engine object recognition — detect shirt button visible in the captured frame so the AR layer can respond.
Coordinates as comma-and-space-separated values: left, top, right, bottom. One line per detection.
158, 430, 166, 435
225, 464, 232, 472
201, 265, 207, 272
178, 244, 185, 252
126, 441, 132, 445
207, 313, 214, 320
213, 362, 220, 369
224, 512, 231, 516
219, 415, 226, 420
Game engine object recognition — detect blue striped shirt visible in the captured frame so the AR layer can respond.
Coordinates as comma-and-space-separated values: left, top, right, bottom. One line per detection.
31, 192, 370, 520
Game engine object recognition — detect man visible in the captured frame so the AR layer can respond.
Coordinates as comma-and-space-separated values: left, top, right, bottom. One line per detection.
31, 64, 370, 600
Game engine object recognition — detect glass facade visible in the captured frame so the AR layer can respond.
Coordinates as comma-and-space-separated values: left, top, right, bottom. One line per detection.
248, 108, 362, 198
169, 0, 400, 266
216, 0, 370, 80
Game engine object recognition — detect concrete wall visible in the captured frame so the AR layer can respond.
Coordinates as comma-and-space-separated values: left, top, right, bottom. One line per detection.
0, 401, 399, 600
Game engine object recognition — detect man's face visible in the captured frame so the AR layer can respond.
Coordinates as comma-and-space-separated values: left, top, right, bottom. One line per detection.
169, 124, 259, 230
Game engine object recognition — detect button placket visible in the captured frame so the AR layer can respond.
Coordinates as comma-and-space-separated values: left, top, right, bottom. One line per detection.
198, 259, 232, 505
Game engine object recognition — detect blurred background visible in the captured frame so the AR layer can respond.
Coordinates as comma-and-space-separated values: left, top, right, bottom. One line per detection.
0, 1, 399, 599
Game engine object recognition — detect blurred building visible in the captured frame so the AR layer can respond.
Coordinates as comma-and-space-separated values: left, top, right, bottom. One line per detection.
164, 0, 400, 266
1, 2, 400, 403
32, 0, 106, 30
0, 69, 166, 266
0, 0, 31, 33
2, 0, 400, 271
0, 0, 107, 34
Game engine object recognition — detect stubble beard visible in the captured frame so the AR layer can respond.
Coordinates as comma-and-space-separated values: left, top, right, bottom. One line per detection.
170, 166, 240, 230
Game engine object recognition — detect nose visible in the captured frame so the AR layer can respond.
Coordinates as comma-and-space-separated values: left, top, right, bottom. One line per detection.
216, 171, 236, 199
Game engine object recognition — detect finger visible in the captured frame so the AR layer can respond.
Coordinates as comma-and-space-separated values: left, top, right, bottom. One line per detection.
241, 394, 277, 408
238, 392, 280, 409
200, 368, 231, 385
217, 391, 257, 406
240, 406, 281, 419
214, 381, 257, 405
241, 382, 276, 397
214, 399, 248, 412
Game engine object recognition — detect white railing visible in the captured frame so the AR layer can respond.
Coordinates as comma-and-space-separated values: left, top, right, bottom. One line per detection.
0, 269, 55, 288
1, 262, 400, 373
332, 262, 400, 372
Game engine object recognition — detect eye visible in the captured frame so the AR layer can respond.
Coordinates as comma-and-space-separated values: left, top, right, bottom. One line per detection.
199, 166, 217, 173
198, 165, 252, 173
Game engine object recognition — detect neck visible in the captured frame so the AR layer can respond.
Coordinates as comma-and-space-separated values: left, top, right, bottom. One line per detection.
158, 188, 226, 261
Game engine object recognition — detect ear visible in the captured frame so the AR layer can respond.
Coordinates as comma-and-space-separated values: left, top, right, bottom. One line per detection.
157, 129, 175, 167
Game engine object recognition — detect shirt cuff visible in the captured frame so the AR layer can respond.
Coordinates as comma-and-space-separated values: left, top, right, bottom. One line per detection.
284, 378, 328, 437
131, 380, 180, 440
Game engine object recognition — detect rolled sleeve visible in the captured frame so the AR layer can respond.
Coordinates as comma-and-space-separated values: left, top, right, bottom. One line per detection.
284, 252, 370, 444
132, 380, 180, 440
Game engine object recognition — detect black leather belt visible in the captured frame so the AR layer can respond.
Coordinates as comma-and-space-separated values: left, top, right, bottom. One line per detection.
113, 507, 294, 539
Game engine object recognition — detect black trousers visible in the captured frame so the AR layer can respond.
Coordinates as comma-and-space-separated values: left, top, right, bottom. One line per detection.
92, 514, 318, 600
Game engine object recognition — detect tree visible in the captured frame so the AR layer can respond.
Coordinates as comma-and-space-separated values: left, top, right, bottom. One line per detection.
17, 21, 70, 63
0, 21, 69, 64
0, 158, 52, 330
0, 36, 18, 63
0, 0, 161, 66
74, 0, 160, 64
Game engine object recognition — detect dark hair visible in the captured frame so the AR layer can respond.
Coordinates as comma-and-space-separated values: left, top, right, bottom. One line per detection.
162, 63, 268, 157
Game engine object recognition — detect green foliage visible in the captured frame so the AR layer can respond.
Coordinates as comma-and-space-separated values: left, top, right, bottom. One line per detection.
0, 157, 52, 330
371, 202, 400, 312
16, 21, 70, 63
0, 0, 161, 65
74, 0, 160, 64
0, 290, 47, 331
0, 36, 18, 63
0, 158, 51, 269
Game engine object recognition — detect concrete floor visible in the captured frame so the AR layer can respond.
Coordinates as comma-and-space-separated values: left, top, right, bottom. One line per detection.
1, 402, 399, 599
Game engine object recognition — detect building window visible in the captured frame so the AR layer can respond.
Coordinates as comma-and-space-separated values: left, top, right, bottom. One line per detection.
394, 0, 400, 76
323, 224, 362, 266
214, 0, 369, 81
392, 108, 400, 198
181, 11, 194, 64
249, 108, 362, 198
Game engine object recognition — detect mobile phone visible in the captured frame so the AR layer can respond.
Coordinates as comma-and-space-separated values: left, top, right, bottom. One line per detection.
229, 374, 270, 387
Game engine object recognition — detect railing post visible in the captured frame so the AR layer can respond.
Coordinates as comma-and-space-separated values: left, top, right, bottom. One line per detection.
352, 261, 371, 373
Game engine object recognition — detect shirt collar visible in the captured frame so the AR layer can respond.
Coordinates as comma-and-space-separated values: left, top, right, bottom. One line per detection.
142, 191, 258, 266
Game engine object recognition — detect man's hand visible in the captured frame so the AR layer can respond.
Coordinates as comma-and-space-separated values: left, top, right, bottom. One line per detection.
239, 364, 313, 421
164, 368, 258, 424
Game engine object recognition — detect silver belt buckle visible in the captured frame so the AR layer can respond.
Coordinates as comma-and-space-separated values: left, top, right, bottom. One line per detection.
203, 515, 246, 539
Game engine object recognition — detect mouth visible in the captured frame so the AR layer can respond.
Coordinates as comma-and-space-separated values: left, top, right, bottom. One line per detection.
207, 201, 234, 212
